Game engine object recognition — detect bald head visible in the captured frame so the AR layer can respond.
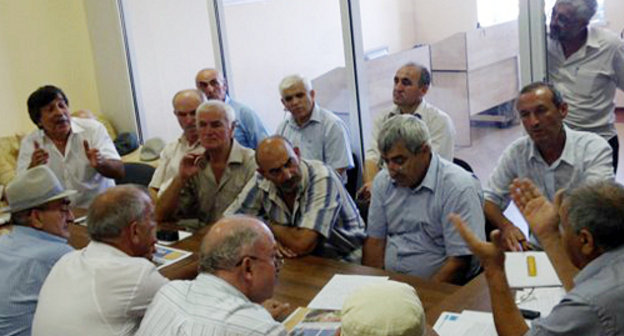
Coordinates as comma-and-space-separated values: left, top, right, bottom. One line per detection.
195, 68, 227, 101
172, 89, 203, 141
172, 89, 203, 108
199, 215, 274, 274
256, 136, 302, 194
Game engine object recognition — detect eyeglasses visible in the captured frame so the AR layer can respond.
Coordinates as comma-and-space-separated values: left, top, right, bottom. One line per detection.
235, 254, 284, 270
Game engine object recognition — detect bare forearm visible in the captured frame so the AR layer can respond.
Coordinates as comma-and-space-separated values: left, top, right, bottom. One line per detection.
270, 223, 318, 256
484, 201, 513, 230
154, 176, 186, 222
538, 234, 579, 291
485, 267, 529, 336
431, 256, 470, 284
362, 238, 385, 268
363, 159, 379, 184
95, 159, 125, 179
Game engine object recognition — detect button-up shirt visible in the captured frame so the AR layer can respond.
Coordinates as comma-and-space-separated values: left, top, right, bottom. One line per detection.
276, 104, 354, 182
227, 96, 269, 149
367, 100, 456, 163
149, 135, 202, 197
485, 126, 614, 246
0, 226, 72, 336
17, 118, 120, 208
225, 159, 366, 260
367, 154, 484, 279
136, 273, 286, 336
527, 245, 624, 335
548, 26, 624, 139
176, 140, 256, 229
32, 241, 169, 336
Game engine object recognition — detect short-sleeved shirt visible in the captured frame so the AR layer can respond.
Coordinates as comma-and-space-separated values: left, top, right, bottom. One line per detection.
32, 241, 169, 336
149, 135, 202, 197
175, 140, 256, 229
17, 118, 121, 208
276, 104, 354, 180
135, 273, 286, 336
526, 245, 624, 335
548, 26, 624, 140
225, 159, 366, 260
367, 100, 456, 164
227, 96, 269, 149
485, 126, 614, 246
367, 154, 484, 279
0, 226, 72, 336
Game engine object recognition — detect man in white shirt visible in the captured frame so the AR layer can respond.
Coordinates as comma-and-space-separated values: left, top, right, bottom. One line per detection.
548, 0, 624, 170
32, 185, 169, 336
148, 89, 204, 198
360, 63, 455, 200
484, 82, 613, 251
17, 85, 124, 207
136, 215, 289, 336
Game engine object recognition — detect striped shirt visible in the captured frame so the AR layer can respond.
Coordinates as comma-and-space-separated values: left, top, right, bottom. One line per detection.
225, 159, 365, 260
136, 273, 286, 336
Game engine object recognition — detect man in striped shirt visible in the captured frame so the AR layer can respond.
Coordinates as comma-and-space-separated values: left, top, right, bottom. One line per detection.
225, 136, 366, 261
136, 215, 288, 336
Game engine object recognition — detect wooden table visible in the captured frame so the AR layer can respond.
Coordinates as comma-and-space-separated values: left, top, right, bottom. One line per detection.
68, 223, 460, 314
426, 274, 492, 326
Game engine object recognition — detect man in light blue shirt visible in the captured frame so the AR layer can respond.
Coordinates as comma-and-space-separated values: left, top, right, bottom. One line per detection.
276, 74, 354, 183
363, 115, 484, 284
195, 68, 268, 149
0, 165, 76, 336
484, 82, 613, 251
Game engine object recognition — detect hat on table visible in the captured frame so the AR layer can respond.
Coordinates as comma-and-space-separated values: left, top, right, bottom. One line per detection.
340, 280, 425, 336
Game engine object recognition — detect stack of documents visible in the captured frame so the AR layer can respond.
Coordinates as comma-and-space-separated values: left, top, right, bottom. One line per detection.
434, 311, 498, 336
307, 274, 389, 310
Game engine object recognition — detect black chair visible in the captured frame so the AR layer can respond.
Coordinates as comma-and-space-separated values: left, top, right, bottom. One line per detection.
345, 153, 361, 200
115, 162, 155, 187
452, 157, 474, 174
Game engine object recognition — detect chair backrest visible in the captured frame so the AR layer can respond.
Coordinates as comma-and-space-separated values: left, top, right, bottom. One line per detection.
115, 162, 155, 187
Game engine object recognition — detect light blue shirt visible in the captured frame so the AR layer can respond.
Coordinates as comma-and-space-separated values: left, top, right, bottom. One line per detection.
367, 154, 484, 279
0, 226, 72, 336
485, 126, 613, 246
276, 104, 354, 174
527, 245, 624, 335
226, 96, 268, 149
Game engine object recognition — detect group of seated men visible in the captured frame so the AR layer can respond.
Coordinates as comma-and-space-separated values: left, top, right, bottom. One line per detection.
2, 0, 624, 332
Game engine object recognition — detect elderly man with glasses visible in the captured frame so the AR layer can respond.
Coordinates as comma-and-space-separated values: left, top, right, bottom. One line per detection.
0, 166, 76, 336
136, 215, 289, 336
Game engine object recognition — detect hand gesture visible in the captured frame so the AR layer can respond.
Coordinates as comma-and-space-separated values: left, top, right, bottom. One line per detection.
262, 298, 291, 321
28, 141, 49, 168
356, 181, 373, 202
449, 213, 505, 271
276, 241, 298, 259
178, 153, 204, 181
500, 225, 531, 252
510, 178, 561, 240
83, 140, 103, 169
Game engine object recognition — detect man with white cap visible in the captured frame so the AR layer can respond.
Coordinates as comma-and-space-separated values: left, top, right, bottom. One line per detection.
339, 280, 425, 336
0, 165, 76, 336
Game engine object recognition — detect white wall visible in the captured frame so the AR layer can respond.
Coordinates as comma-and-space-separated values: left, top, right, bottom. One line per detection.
0, 0, 100, 136
604, 0, 624, 107
411, 0, 479, 45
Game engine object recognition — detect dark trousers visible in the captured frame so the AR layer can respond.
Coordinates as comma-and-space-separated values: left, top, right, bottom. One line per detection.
608, 135, 619, 173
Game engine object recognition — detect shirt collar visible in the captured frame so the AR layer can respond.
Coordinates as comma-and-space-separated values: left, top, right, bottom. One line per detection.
528, 125, 574, 165
196, 273, 250, 302
574, 244, 624, 286
585, 26, 601, 49
227, 139, 246, 165
84, 240, 131, 258
12, 225, 68, 244
389, 99, 427, 119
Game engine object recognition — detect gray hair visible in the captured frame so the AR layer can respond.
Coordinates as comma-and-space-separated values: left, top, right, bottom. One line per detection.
555, 0, 597, 23
279, 74, 313, 96
199, 224, 262, 274
87, 185, 150, 241
196, 100, 236, 127
400, 62, 431, 87
519, 81, 565, 109
566, 181, 624, 251
378, 114, 431, 155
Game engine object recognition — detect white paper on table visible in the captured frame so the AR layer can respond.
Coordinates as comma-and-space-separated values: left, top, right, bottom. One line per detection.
157, 231, 192, 246
307, 274, 388, 310
505, 251, 562, 288
516, 287, 565, 317
434, 311, 497, 336
433, 312, 463, 335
